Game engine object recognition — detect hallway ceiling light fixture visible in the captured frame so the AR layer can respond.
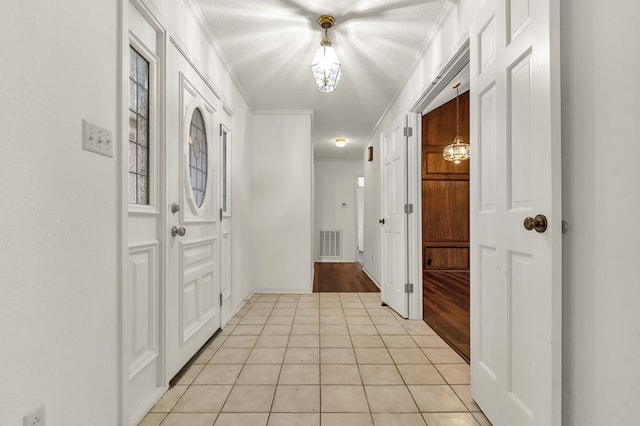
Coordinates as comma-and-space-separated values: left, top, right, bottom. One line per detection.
310, 15, 342, 93
443, 83, 470, 164
335, 137, 346, 147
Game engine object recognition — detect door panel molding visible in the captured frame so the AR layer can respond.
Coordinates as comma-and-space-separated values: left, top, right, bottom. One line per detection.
179, 238, 218, 343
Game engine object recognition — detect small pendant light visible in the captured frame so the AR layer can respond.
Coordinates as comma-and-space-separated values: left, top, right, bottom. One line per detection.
443, 83, 470, 164
310, 15, 342, 93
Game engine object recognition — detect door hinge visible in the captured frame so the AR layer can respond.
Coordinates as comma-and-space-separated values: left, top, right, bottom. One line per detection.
220, 293, 223, 307
403, 127, 413, 137
219, 208, 223, 221
405, 283, 414, 293
219, 123, 223, 136
404, 204, 413, 214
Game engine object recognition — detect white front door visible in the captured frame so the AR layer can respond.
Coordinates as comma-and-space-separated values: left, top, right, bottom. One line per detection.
381, 115, 408, 318
469, 0, 562, 424
165, 43, 222, 378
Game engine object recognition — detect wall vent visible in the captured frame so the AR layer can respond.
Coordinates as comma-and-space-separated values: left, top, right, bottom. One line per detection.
319, 230, 342, 258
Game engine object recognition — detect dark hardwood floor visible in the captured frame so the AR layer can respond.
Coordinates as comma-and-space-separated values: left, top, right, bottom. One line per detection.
423, 270, 470, 361
313, 262, 380, 293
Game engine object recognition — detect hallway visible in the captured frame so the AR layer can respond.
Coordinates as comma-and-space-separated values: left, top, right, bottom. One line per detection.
140, 293, 489, 426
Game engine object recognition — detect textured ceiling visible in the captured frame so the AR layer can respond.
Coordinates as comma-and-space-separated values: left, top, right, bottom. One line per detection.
194, 0, 448, 159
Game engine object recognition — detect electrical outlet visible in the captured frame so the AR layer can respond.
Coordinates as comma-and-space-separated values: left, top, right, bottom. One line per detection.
82, 119, 113, 158
23, 405, 45, 426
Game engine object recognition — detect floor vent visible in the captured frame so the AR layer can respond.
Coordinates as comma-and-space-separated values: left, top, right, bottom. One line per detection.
319, 230, 342, 259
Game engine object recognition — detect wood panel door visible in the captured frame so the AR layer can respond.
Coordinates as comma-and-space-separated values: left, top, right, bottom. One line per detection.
422, 92, 471, 360
469, 0, 562, 423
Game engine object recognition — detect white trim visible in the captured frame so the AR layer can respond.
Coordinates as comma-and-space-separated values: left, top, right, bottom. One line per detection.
180, 0, 252, 112
169, 36, 222, 102
252, 288, 315, 295
362, 267, 382, 290
128, 386, 168, 426
222, 102, 234, 117
405, 41, 471, 321
254, 109, 315, 116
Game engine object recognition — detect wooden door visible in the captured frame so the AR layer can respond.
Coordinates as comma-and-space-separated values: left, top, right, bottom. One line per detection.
165, 42, 222, 379
469, 0, 562, 424
422, 92, 471, 360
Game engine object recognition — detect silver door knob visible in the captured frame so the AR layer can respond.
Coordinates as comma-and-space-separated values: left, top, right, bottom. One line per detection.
171, 226, 186, 237
171, 203, 180, 214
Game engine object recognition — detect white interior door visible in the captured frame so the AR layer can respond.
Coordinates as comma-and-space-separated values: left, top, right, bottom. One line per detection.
166, 43, 222, 378
380, 115, 408, 318
469, 0, 561, 425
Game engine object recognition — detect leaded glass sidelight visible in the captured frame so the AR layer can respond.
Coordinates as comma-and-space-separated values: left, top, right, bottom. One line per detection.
128, 46, 150, 205
189, 109, 208, 207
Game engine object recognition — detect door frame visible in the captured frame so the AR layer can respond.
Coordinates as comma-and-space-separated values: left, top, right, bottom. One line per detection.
406, 40, 471, 321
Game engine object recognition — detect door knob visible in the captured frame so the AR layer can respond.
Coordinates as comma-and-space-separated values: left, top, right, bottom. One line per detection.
379, 218, 385, 225
171, 226, 186, 237
171, 203, 180, 214
523, 215, 548, 233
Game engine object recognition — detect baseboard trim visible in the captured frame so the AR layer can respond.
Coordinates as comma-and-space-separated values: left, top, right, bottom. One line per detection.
362, 267, 382, 289
252, 288, 314, 294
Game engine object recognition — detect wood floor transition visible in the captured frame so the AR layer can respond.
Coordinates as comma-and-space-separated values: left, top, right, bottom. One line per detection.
313, 262, 380, 293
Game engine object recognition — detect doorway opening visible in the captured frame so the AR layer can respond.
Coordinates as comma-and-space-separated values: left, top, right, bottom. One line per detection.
313, 174, 378, 293
420, 63, 471, 362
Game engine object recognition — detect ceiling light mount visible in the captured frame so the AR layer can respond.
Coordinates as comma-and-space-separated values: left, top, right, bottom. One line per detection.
317, 15, 336, 30
311, 15, 342, 93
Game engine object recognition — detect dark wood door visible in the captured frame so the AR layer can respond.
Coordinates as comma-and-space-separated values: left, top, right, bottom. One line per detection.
422, 91, 470, 361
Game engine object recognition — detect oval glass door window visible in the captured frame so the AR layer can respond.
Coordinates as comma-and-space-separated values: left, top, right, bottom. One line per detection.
188, 108, 208, 207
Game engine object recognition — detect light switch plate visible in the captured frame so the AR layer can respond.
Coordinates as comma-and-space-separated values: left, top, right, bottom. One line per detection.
82, 119, 113, 158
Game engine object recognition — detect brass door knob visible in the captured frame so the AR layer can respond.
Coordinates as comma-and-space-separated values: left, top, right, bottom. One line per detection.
523, 215, 548, 233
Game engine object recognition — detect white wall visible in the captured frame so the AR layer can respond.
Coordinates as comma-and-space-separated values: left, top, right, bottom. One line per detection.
363, 143, 382, 284
0, 1, 119, 424
252, 112, 314, 293
561, 0, 640, 424
0, 0, 256, 424
314, 160, 364, 262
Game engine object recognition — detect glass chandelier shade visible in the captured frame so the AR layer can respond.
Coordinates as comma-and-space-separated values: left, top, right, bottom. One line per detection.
443, 83, 470, 164
311, 16, 342, 93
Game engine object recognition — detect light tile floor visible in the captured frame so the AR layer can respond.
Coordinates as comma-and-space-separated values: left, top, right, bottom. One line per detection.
141, 293, 491, 426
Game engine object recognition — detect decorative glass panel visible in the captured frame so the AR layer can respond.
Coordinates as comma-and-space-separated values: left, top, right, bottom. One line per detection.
188, 108, 208, 208
128, 46, 150, 205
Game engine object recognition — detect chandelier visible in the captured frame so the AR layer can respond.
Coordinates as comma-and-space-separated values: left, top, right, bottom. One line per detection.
443, 83, 470, 164
310, 15, 342, 93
